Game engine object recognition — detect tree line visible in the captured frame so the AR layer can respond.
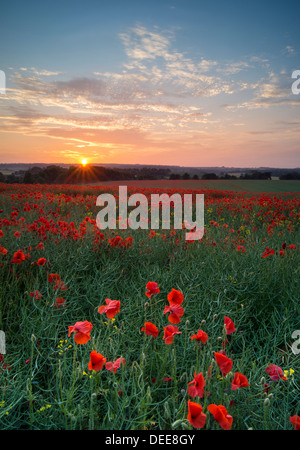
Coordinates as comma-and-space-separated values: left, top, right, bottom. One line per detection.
0, 166, 299, 184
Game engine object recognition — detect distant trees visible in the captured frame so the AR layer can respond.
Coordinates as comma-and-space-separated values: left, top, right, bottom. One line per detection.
240, 171, 272, 180
201, 172, 219, 180
20, 165, 171, 184
279, 171, 300, 180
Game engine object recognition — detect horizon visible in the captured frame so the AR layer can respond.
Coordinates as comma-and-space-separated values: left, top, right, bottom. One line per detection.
1, 162, 300, 172
0, 0, 300, 168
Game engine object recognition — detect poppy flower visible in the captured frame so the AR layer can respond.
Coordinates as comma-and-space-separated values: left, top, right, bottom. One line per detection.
88, 351, 107, 371
105, 357, 125, 374
0, 230, 3, 238
0, 245, 8, 255
163, 303, 184, 324
262, 247, 275, 258
163, 325, 182, 344
145, 281, 160, 298
207, 404, 233, 430
11, 250, 26, 264
190, 329, 208, 343
290, 415, 300, 430
231, 372, 249, 390
215, 352, 233, 377
167, 288, 184, 305
98, 299, 120, 319
36, 257, 47, 266
14, 231, 21, 238
265, 364, 287, 381
124, 236, 133, 248
224, 316, 236, 335
187, 372, 205, 398
187, 400, 206, 429
53, 297, 66, 308
68, 321, 93, 344
141, 322, 159, 338
48, 273, 60, 283
30, 290, 42, 300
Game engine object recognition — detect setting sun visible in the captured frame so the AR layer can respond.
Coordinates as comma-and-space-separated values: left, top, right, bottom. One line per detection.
81, 158, 87, 166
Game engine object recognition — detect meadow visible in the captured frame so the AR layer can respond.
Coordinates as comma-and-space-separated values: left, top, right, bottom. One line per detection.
0, 181, 299, 430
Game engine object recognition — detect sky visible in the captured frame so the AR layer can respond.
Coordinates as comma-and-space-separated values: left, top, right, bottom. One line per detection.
0, 0, 300, 168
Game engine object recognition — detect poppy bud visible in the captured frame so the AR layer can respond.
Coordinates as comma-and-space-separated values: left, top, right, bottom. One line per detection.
171, 419, 184, 429
146, 386, 152, 401
164, 400, 171, 419
264, 398, 270, 407
260, 377, 265, 385
201, 320, 206, 325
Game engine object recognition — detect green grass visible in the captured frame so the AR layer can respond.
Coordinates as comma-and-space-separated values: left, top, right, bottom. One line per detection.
92, 179, 300, 194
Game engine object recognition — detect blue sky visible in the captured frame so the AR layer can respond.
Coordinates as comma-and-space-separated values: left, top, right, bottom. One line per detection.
0, 0, 299, 167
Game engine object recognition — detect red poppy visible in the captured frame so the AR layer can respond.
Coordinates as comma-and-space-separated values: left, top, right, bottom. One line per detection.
262, 247, 275, 258
167, 288, 184, 305
88, 351, 107, 371
53, 297, 66, 308
0, 230, 4, 238
163, 303, 184, 324
36, 257, 47, 266
215, 352, 233, 376
48, 273, 60, 283
290, 415, 300, 430
265, 364, 287, 381
163, 325, 182, 344
141, 322, 159, 338
190, 329, 208, 343
145, 281, 160, 297
124, 236, 133, 248
224, 316, 236, 335
231, 372, 249, 390
187, 372, 205, 398
30, 290, 42, 300
207, 404, 233, 430
105, 357, 125, 374
68, 321, 93, 344
0, 245, 7, 255
11, 249, 26, 264
187, 400, 206, 429
98, 299, 120, 319
14, 231, 21, 238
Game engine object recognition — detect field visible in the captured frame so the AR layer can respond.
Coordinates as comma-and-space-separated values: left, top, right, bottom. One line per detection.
0, 181, 299, 431
91, 179, 300, 194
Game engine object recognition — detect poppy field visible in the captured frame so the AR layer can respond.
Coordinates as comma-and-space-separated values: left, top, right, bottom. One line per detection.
0, 182, 299, 430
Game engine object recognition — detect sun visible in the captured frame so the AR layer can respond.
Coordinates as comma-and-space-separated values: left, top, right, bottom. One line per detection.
81, 158, 87, 166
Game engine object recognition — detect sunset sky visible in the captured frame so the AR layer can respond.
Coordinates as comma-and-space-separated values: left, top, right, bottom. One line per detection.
0, 0, 299, 168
